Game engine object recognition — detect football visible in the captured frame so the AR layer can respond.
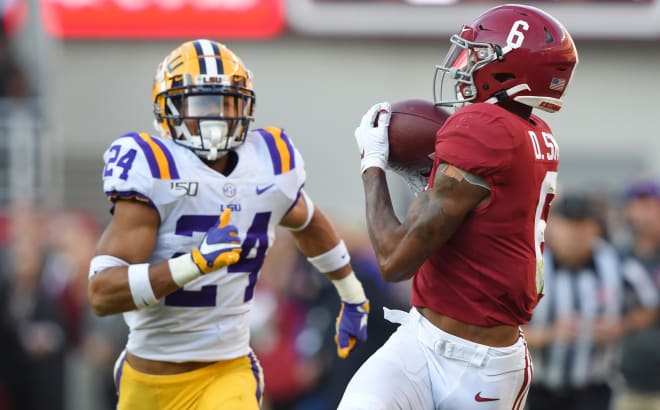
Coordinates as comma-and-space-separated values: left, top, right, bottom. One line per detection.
387, 99, 451, 167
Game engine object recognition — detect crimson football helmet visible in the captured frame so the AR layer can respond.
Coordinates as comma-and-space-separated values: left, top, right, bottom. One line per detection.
152, 39, 255, 160
433, 4, 578, 113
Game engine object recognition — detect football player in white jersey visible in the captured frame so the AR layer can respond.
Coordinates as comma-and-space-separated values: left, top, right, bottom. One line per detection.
87, 39, 370, 410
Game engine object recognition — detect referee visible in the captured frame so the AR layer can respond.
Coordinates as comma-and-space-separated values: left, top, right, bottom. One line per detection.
523, 193, 659, 410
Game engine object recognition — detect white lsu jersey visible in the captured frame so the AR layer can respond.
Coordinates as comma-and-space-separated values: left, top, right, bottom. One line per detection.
101, 126, 305, 362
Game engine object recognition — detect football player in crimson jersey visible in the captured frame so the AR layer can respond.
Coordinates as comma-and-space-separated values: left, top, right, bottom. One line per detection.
87, 39, 370, 410
340, 4, 577, 410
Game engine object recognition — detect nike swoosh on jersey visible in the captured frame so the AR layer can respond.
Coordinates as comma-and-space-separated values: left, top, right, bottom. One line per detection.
474, 392, 500, 402
256, 183, 275, 195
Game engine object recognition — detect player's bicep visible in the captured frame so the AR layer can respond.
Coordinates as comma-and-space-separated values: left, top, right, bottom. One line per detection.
429, 163, 490, 216
95, 200, 160, 264
401, 163, 489, 254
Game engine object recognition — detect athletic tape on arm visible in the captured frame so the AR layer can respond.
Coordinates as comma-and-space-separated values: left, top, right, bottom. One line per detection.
332, 271, 366, 303
168, 253, 203, 287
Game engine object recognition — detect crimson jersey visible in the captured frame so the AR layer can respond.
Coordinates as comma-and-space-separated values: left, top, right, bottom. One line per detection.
411, 103, 559, 326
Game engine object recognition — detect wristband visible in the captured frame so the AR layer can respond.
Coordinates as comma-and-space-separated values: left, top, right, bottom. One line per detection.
332, 271, 367, 304
168, 253, 202, 287
307, 240, 350, 273
127, 263, 158, 309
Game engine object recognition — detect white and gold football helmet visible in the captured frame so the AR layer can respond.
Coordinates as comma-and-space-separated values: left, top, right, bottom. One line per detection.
152, 39, 255, 160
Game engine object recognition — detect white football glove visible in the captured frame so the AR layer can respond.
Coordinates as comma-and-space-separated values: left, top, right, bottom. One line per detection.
355, 102, 391, 173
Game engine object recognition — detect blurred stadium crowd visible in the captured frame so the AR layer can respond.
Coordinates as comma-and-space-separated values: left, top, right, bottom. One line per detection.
2, 8, 660, 410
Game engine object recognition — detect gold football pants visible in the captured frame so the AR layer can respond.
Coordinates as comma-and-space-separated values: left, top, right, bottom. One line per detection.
115, 351, 264, 410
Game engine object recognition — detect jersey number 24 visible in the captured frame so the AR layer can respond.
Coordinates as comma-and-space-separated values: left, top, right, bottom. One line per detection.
165, 212, 270, 307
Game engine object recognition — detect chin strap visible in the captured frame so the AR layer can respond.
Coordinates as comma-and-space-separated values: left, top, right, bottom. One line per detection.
483, 84, 532, 105
514, 96, 563, 113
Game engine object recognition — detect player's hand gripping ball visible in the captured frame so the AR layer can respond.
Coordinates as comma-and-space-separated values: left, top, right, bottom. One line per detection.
354, 102, 392, 173
386, 99, 450, 193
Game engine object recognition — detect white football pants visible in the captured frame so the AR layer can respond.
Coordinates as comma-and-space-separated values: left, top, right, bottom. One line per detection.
338, 307, 532, 410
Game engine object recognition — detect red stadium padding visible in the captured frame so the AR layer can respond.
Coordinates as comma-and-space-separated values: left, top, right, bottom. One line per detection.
41, 0, 284, 39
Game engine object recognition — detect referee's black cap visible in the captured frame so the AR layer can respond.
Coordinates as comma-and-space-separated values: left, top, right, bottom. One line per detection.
552, 194, 601, 221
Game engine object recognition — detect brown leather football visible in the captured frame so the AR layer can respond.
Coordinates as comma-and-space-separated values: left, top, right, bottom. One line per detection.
387, 99, 450, 167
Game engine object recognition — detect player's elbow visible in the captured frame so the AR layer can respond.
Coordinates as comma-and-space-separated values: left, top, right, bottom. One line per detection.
378, 263, 415, 283
375, 245, 421, 282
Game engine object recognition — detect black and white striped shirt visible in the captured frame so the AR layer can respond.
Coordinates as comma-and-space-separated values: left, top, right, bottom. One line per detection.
528, 239, 658, 390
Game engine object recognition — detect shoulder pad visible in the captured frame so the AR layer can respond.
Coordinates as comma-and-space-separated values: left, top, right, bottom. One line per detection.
103, 132, 181, 206
113, 132, 181, 180
253, 127, 297, 175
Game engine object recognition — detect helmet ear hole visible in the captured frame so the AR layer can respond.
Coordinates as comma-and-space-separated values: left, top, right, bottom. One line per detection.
493, 73, 515, 83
